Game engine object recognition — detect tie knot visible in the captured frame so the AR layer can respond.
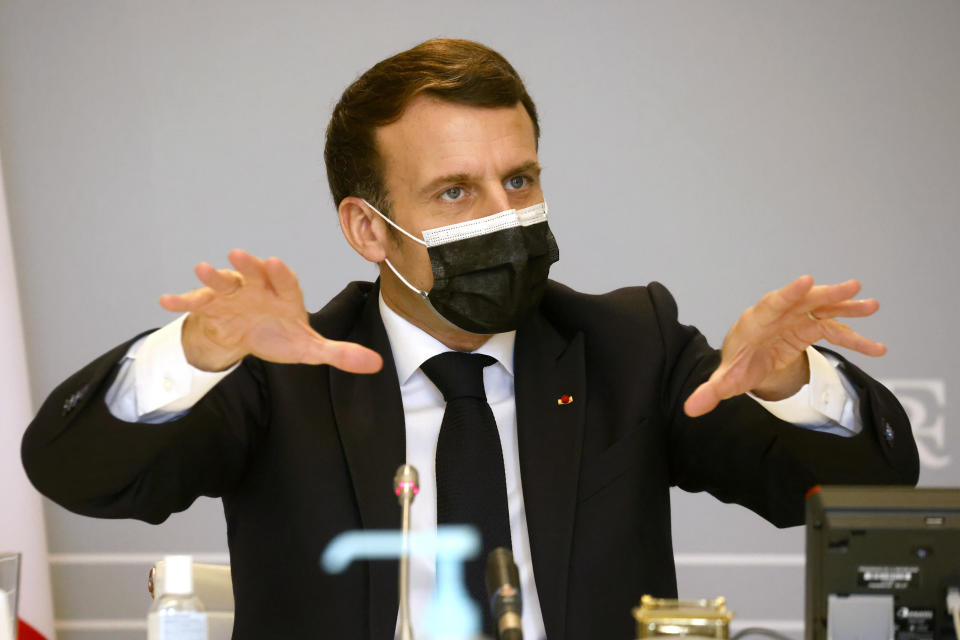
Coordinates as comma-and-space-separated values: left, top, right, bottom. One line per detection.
420, 352, 497, 401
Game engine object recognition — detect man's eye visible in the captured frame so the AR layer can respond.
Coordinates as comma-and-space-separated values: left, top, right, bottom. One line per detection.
441, 187, 464, 201
506, 176, 528, 190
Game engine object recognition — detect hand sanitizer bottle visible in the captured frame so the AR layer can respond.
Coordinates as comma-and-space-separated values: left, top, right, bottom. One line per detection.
148, 555, 208, 640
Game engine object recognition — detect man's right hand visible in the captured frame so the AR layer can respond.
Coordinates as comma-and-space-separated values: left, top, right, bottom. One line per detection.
158, 249, 383, 374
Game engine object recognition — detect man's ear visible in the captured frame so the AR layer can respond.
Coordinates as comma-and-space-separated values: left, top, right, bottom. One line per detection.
338, 197, 388, 263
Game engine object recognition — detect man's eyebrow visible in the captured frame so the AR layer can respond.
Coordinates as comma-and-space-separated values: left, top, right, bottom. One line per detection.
419, 173, 472, 197
418, 162, 543, 198
506, 161, 542, 178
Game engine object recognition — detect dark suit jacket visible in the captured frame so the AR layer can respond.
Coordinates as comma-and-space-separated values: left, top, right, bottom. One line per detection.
22, 280, 919, 639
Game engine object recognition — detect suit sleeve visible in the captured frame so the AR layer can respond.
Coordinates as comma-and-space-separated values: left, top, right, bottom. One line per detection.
21, 334, 269, 524
648, 282, 919, 527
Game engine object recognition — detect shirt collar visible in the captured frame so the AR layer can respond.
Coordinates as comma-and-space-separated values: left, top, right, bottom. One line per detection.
378, 292, 516, 385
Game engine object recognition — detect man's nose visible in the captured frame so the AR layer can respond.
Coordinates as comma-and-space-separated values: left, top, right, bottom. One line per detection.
483, 185, 512, 214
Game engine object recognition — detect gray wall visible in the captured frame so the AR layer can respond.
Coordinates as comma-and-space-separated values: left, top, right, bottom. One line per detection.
1, 1, 958, 637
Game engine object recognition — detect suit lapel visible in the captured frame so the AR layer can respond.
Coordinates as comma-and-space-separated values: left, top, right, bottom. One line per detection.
329, 284, 406, 640
515, 312, 586, 640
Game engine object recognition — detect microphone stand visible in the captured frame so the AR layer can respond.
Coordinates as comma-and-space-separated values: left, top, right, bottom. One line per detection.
394, 464, 420, 640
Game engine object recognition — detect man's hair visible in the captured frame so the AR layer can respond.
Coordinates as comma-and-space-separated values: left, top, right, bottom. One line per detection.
324, 38, 540, 215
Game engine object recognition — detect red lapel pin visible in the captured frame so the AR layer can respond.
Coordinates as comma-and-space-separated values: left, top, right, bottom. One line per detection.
557, 394, 573, 406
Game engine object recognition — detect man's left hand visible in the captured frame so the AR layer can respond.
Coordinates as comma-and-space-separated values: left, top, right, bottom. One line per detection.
683, 275, 885, 417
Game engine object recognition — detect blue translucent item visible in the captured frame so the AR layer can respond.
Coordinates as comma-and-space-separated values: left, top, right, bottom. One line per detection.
321, 525, 481, 640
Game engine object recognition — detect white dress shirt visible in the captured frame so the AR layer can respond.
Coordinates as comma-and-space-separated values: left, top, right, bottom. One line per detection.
105, 299, 861, 640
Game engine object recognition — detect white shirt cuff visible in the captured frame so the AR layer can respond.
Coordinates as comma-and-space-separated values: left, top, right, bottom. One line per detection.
748, 346, 861, 436
133, 314, 239, 415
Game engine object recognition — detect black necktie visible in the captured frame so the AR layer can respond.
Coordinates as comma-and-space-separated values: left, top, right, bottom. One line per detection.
420, 351, 512, 629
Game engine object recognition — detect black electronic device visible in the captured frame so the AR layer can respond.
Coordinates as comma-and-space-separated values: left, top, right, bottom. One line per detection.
486, 547, 523, 640
805, 486, 960, 640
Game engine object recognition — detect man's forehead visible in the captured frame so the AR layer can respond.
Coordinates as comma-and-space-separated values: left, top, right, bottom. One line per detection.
375, 96, 538, 185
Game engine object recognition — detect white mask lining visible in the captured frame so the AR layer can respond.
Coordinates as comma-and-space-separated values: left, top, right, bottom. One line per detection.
362, 199, 548, 248
421, 202, 548, 247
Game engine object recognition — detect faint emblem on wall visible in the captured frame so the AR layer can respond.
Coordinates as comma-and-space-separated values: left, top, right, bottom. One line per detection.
883, 379, 949, 470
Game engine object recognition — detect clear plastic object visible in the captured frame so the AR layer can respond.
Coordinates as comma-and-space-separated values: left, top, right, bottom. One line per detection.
323, 525, 481, 640
148, 555, 209, 640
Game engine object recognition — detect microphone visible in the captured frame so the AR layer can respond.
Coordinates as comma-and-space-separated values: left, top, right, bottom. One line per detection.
394, 464, 419, 640
485, 547, 523, 640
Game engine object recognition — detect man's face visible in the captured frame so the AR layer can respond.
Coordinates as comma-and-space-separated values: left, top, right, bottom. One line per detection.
373, 95, 544, 339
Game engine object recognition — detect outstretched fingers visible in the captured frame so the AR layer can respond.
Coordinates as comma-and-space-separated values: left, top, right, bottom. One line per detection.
755, 278, 873, 328
808, 298, 879, 320
159, 257, 248, 313
159, 287, 216, 312
228, 248, 268, 286
264, 256, 302, 302
752, 275, 815, 325
820, 319, 887, 357
690, 277, 887, 418
195, 262, 243, 294
799, 280, 862, 315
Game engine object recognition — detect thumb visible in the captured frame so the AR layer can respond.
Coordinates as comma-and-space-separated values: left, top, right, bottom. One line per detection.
304, 337, 384, 374
683, 364, 743, 417
684, 380, 722, 418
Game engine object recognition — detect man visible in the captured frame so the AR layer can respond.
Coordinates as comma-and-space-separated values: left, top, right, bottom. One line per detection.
23, 39, 918, 639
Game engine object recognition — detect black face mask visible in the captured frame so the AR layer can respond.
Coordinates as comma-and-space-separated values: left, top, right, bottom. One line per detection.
366, 201, 559, 334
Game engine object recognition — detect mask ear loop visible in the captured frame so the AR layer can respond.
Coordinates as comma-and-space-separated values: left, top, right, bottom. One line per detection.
382, 257, 429, 299
360, 199, 430, 298
361, 199, 428, 246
